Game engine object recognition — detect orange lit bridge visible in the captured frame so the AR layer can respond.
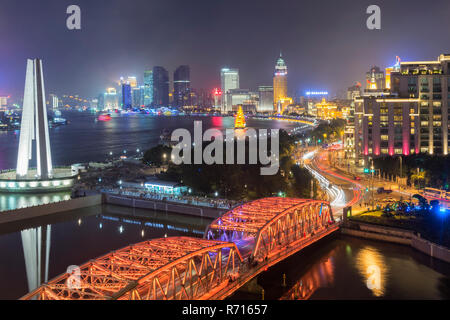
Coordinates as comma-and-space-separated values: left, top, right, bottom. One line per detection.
22, 197, 338, 300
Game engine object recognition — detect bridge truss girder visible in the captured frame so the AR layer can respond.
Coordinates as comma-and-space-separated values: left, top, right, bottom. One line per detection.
253, 201, 333, 260
21, 237, 243, 300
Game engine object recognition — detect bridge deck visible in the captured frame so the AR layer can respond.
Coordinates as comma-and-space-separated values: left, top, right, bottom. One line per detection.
208, 224, 339, 300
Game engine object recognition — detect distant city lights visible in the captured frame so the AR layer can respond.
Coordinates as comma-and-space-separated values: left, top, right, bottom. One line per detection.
306, 91, 329, 96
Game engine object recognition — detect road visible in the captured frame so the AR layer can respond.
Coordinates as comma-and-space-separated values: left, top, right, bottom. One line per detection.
299, 148, 363, 218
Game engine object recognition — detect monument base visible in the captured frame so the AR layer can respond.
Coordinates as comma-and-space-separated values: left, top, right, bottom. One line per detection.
0, 168, 76, 193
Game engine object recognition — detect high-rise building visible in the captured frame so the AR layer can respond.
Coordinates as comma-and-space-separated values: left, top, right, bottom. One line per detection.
97, 93, 104, 110
153, 66, 169, 107
104, 88, 118, 110
352, 54, 450, 166
220, 68, 239, 113
127, 76, 137, 88
143, 70, 153, 106
121, 83, 132, 109
49, 94, 59, 110
385, 56, 401, 90
213, 88, 222, 109
258, 86, 274, 112
132, 86, 144, 108
0, 96, 9, 111
273, 53, 288, 111
173, 65, 191, 108
347, 85, 361, 100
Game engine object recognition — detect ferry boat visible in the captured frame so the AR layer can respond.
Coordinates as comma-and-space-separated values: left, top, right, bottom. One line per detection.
98, 114, 112, 121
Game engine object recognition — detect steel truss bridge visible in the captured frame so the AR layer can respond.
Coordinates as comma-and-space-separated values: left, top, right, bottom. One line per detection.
22, 197, 338, 300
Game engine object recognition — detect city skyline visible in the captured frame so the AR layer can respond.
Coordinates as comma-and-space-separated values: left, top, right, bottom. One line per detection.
1, 0, 450, 100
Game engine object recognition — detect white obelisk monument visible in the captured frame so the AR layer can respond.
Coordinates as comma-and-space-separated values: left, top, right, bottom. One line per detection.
16, 59, 53, 179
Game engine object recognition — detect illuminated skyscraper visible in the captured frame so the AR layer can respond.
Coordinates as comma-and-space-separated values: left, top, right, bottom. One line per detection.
0, 96, 7, 111
121, 83, 132, 109
127, 76, 137, 88
143, 70, 153, 106
153, 66, 169, 107
132, 86, 144, 108
104, 87, 118, 110
49, 94, 59, 110
16, 59, 53, 179
385, 56, 401, 89
273, 53, 288, 111
220, 68, 239, 113
173, 65, 191, 107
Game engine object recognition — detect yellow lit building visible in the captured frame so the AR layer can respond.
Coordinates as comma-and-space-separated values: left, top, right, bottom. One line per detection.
273, 53, 288, 112
315, 98, 339, 120
277, 97, 293, 114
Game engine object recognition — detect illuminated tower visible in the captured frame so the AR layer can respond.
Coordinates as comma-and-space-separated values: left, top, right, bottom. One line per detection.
234, 106, 246, 129
16, 59, 53, 179
273, 53, 288, 112
143, 70, 153, 106
173, 65, 191, 108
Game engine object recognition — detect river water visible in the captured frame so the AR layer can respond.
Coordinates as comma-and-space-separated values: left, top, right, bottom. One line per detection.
0, 111, 448, 300
0, 111, 300, 170
0, 111, 300, 211
0, 206, 448, 300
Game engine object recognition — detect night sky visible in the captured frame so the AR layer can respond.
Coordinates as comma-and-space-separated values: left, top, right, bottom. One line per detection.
1, 0, 450, 100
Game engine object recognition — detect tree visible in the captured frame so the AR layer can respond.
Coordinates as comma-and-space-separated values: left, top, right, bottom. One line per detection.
143, 145, 172, 166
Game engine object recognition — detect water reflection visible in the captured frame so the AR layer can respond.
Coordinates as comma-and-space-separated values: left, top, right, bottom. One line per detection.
355, 246, 388, 297
21, 225, 51, 293
0, 192, 71, 211
0, 204, 211, 299
281, 249, 335, 300
237, 237, 450, 300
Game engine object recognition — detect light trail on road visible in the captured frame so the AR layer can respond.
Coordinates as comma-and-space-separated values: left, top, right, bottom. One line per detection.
301, 149, 364, 215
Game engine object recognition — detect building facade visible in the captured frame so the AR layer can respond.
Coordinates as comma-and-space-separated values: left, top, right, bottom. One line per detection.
220, 68, 239, 113
347, 85, 361, 101
104, 88, 118, 110
366, 66, 385, 90
121, 83, 132, 109
0, 96, 8, 111
350, 54, 450, 166
258, 86, 274, 113
273, 54, 288, 112
173, 65, 191, 108
143, 70, 153, 106
153, 66, 169, 107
